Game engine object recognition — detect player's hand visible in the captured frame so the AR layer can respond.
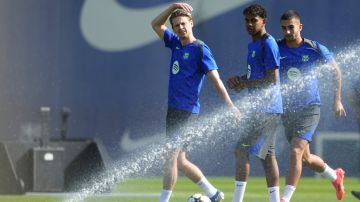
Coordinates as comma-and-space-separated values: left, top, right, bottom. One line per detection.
334, 100, 346, 117
172, 3, 193, 12
227, 76, 241, 89
229, 106, 241, 121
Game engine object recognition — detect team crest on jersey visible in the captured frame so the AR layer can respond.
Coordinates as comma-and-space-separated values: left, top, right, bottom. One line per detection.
172, 60, 180, 74
251, 50, 256, 58
287, 67, 301, 81
302, 55, 309, 62
183, 52, 189, 59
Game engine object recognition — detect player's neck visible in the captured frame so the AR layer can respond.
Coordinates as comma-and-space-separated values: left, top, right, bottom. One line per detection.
251, 29, 267, 42
286, 36, 303, 48
180, 35, 196, 46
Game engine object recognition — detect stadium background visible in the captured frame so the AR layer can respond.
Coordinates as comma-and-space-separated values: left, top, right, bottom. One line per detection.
0, 0, 359, 184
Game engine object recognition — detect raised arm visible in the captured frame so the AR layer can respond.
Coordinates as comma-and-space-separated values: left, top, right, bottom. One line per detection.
150, 3, 193, 39
330, 59, 346, 117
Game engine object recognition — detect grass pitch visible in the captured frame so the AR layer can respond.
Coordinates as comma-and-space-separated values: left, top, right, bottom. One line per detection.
0, 177, 359, 202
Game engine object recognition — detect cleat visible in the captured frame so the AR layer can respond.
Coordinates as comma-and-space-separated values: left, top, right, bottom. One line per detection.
280, 199, 285, 202
352, 190, 360, 200
331, 168, 345, 200
210, 190, 224, 202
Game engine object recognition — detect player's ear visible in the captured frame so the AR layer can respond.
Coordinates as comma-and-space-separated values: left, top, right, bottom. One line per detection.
263, 18, 267, 25
299, 23, 303, 31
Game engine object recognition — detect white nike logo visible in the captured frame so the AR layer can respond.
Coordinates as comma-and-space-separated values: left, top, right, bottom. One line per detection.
280, 56, 287, 60
80, 0, 253, 52
119, 130, 162, 152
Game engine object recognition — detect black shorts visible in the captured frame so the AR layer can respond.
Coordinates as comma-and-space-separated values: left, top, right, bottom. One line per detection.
282, 105, 320, 143
166, 107, 198, 148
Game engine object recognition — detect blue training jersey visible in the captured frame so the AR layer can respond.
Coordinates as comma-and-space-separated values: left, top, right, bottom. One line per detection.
247, 34, 283, 114
278, 39, 333, 112
164, 29, 218, 113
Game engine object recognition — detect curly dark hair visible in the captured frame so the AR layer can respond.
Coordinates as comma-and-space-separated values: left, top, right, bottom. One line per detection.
243, 4, 267, 19
280, 10, 300, 21
169, 9, 192, 27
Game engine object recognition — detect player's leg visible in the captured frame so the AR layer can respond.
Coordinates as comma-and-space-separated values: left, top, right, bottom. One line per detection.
280, 106, 320, 202
233, 149, 250, 202
177, 151, 224, 202
302, 145, 345, 200
280, 138, 308, 202
158, 107, 193, 202
159, 149, 180, 202
257, 114, 280, 202
261, 154, 280, 202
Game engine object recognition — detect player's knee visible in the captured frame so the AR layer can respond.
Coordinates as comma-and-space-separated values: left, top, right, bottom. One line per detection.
289, 147, 304, 158
177, 156, 189, 171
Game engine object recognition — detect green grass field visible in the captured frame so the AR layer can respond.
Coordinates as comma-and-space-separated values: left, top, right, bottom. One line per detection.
0, 177, 359, 202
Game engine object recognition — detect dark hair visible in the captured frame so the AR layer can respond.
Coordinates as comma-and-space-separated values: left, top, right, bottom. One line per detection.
280, 10, 300, 21
243, 4, 267, 19
169, 9, 192, 26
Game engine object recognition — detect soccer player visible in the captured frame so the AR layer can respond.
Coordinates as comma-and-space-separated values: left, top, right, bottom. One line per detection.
277, 10, 346, 202
151, 3, 240, 202
227, 4, 282, 202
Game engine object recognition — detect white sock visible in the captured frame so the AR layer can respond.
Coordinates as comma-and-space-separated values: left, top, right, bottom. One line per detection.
232, 181, 247, 202
197, 177, 218, 197
282, 185, 296, 202
158, 189, 172, 202
320, 164, 337, 181
268, 186, 280, 202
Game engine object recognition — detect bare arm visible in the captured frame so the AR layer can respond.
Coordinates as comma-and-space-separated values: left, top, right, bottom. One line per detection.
150, 3, 193, 39
207, 70, 239, 111
227, 67, 279, 91
330, 59, 346, 117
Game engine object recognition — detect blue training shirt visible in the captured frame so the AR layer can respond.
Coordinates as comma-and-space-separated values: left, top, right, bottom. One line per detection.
247, 34, 283, 114
164, 29, 218, 113
278, 40, 333, 112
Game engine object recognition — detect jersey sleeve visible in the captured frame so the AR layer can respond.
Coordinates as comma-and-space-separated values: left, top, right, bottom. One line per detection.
316, 42, 334, 62
163, 28, 178, 49
200, 44, 219, 73
264, 37, 280, 70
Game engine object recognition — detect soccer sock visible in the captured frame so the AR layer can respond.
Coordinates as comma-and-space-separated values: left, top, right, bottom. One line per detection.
158, 189, 172, 202
232, 181, 247, 202
282, 185, 296, 202
268, 186, 280, 202
320, 164, 337, 181
196, 177, 218, 197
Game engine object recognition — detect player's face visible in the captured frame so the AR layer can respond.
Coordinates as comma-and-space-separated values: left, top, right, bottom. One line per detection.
281, 18, 302, 41
171, 16, 193, 39
244, 15, 266, 36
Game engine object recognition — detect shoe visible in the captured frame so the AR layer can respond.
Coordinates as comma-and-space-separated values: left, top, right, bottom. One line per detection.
352, 190, 360, 200
280, 198, 285, 202
209, 190, 224, 202
331, 168, 345, 200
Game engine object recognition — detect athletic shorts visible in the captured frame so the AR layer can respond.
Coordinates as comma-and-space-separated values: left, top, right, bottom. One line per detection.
236, 113, 280, 160
281, 105, 320, 143
166, 107, 198, 148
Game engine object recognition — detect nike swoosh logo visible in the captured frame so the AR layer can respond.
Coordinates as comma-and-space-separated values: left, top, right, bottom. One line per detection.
119, 130, 162, 152
280, 56, 287, 60
80, 0, 253, 52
